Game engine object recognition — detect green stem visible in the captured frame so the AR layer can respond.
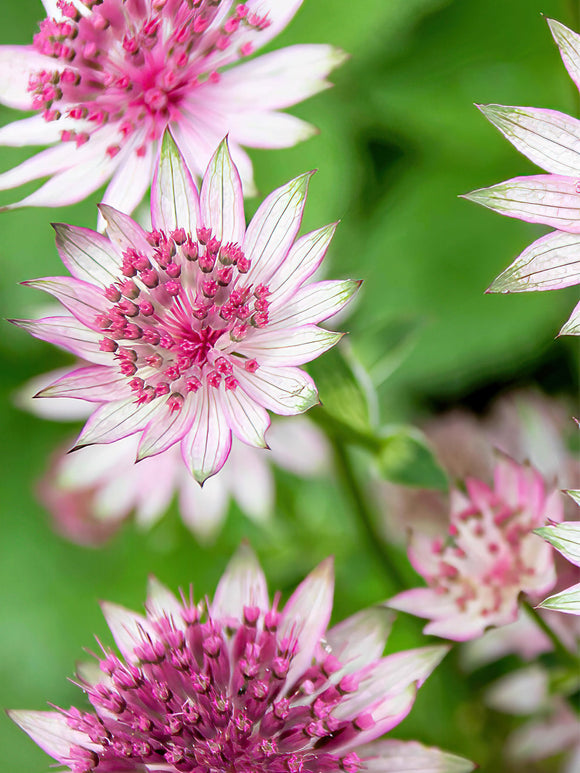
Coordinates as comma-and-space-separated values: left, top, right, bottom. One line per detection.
521, 597, 579, 668
331, 438, 408, 593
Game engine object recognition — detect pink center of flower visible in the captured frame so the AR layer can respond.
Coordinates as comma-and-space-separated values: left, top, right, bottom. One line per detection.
61, 599, 366, 773
29, 0, 271, 154
98, 226, 269, 409
427, 491, 542, 617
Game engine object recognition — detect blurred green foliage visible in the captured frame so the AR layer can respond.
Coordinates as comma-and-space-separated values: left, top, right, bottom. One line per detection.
0, 1, 578, 772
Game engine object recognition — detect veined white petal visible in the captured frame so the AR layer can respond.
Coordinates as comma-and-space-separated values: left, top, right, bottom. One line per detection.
279, 557, 334, 689
97, 204, 152, 256
151, 130, 201, 235
326, 607, 394, 673
234, 364, 319, 415
200, 137, 245, 245
211, 542, 269, 620
180, 387, 232, 483
11, 316, 109, 365
535, 521, 580, 567
208, 45, 347, 111
464, 174, 580, 233
548, 18, 580, 91
479, 104, 580, 176
268, 280, 361, 329
0, 45, 56, 110
243, 172, 312, 287
23, 276, 109, 329
220, 385, 270, 448
537, 582, 580, 615
15, 366, 94, 421
37, 365, 131, 403
488, 230, 580, 293
268, 223, 338, 305
238, 325, 342, 366
53, 223, 122, 287
560, 299, 580, 335
228, 110, 317, 149
146, 576, 185, 625
360, 740, 475, 773
137, 394, 197, 461
100, 601, 154, 662
74, 396, 163, 448
8, 711, 99, 761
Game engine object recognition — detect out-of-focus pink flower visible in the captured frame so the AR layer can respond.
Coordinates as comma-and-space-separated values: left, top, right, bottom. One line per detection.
463, 19, 580, 335
13, 131, 358, 483
0, 0, 346, 214
536, 493, 580, 615
9, 544, 472, 773
39, 416, 329, 546
388, 456, 563, 641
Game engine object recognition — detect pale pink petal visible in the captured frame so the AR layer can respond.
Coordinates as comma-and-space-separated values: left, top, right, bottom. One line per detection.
74, 396, 163, 448
211, 542, 269, 620
267, 223, 338, 305
7, 711, 99, 760
137, 394, 197, 461
0, 143, 79, 192
200, 137, 245, 245
209, 45, 346, 112
560, 299, 580, 335
464, 174, 580, 232
0, 45, 56, 109
15, 367, 94, 421
146, 576, 185, 624
243, 172, 312, 287
267, 416, 329, 476
488, 230, 580, 293
53, 223, 122, 287
180, 387, 232, 483
388, 588, 458, 620
478, 104, 580, 176
100, 601, 154, 663
238, 325, 342, 366
11, 316, 109, 365
423, 616, 488, 641
548, 18, 580, 90
268, 280, 361, 329
220, 385, 270, 448
151, 130, 201, 235
485, 666, 548, 715
228, 110, 317, 149
22, 276, 109, 328
97, 141, 155, 228
326, 607, 394, 673
97, 204, 152, 256
0, 115, 90, 147
360, 739, 475, 773
37, 365, 131, 403
233, 364, 319, 415
279, 557, 334, 688
229, 448, 274, 522
537, 582, 580, 615
178, 471, 230, 541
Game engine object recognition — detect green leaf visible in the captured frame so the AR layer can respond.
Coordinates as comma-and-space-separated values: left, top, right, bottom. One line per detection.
377, 426, 448, 490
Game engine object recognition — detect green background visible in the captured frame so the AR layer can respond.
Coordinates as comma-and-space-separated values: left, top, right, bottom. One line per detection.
0, 0, 578, 771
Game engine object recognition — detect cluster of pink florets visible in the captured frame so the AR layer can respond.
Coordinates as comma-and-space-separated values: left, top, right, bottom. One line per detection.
28, 0, 272, 157
97, 225, 269, 408
61, 595, 364, 773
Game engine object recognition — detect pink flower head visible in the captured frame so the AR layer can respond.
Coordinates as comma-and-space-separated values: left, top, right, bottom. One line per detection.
9, 545, 470, 773
463, 19, 580, 335
389, 456, 564, 641
0, 0, 346, 215
13, 132, 359, 482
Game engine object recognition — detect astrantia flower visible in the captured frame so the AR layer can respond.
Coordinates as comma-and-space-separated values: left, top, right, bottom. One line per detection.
13, 131, 358, 482
0, 0, 345, 215
535, 491, 580, 615
388, 456, 564, 641
38, 416, 329, 545
9, 545, 473, 773
463, 19, 580, 335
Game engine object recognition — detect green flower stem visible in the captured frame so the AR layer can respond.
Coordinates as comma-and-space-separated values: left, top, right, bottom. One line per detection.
331, 438, 409, 593
521, 596, 580, 669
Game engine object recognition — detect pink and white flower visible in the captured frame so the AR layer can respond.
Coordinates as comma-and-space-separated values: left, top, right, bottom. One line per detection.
535, 491, 580, 616
463, 19, 580, 335
0, 0, 346, 215
9, 544, 473, 773
12, 131, 358, 482
38, 416, 329, 545
388, 456, 564, 641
